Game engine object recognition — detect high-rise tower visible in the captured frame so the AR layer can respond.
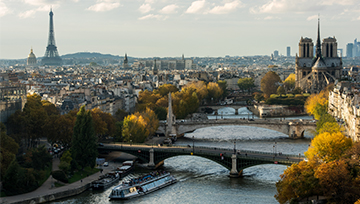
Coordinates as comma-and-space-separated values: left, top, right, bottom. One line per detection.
42, 9, 62, 66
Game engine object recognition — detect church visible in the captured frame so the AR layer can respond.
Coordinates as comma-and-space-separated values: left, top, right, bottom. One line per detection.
295, 19, 342, 93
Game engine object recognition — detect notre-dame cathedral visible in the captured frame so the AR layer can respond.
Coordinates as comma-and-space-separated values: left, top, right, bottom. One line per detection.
295, 19, 342, 93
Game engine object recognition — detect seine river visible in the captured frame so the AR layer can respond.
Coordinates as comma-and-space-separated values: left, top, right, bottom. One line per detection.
50, 107, 313, 204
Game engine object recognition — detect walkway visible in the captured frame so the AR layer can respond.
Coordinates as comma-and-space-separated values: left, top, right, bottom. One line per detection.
0, 157, 112, 204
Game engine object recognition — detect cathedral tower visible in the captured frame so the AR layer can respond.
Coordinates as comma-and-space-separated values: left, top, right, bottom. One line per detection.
295, 18, 342, 93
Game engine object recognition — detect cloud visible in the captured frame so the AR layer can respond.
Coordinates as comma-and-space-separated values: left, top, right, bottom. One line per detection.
23, 0, 59, 6
139, 3, 152, 14
0, 1, 12, 17
18, 4, 56, 18
87, 0, 121, 12
208, 0, 244, 14
307, 15, 318, 21
319, 0, 358, 6
138, 13, 167, 20
160, 4, 179, 14
186, 0, 207, 14
249, 0, 321, 14
145, 0, 155, 3
264, 16, 280, 20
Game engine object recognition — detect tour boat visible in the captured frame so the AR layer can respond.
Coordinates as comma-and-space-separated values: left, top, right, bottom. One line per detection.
109, 171, 177, 199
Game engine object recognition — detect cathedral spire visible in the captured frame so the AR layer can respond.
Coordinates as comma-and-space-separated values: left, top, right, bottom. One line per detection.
315, 16, 322, 58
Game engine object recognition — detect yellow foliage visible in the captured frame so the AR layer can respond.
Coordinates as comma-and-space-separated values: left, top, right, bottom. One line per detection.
284, 73, 295, 83
318, 122, 344, 134
305, 132, 352, 163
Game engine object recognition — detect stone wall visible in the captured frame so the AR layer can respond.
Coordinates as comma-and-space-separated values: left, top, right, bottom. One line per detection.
253, 104, 306, 118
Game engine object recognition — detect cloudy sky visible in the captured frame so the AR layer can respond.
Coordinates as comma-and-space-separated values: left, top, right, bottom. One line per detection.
0, 0, 359, 59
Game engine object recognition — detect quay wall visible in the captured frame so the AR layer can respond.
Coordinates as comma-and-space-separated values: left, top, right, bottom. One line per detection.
9, 183, 91, 204
251, 104, 307, 118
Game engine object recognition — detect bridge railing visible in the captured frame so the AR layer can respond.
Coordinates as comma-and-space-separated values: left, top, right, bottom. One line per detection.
102, 142, 303, 158
100, 144, 300, 164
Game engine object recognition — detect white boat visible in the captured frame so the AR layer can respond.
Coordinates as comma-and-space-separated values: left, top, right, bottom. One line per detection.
109, 171, 177, 200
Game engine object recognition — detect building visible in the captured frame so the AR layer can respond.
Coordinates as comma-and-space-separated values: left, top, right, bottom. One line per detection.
27, 48, 37, 66
286, 46, 291, 57
0, 83, 27, 123
274, 50, 279, 57
295, 19, 342, 93
123, 53, 129, 68
41, 9, 62, 66
328, 81, 360, 142
347, 43, 353, 58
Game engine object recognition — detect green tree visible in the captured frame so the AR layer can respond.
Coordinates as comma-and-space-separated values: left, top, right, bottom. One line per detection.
237, 78, 255, 94
0, 123, 19, 179
114, 109, 128, 122
71, 105, 98, 169
261, 71, 282, 98
30, 145, 52, 170
114, 121, 124, 142
217, 80, 228, 99
292, 87, 303, 94
2, 158, 25, 195
277, 86, 286, 95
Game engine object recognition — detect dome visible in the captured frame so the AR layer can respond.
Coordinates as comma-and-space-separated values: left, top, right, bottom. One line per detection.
27, 48, 37, 65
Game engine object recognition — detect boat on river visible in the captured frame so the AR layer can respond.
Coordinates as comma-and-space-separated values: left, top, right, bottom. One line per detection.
92, 172, 120, 189
109, 171, 177, 200
115, 160, 134, 179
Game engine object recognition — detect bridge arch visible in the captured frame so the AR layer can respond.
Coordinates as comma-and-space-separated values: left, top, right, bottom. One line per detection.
98, 145, 295, 174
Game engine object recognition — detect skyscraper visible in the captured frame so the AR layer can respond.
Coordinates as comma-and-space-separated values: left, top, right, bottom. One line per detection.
286, 46, 291, 57
274, 50, 279, 57
42, 9, 62, 66
347, 43, 353, 58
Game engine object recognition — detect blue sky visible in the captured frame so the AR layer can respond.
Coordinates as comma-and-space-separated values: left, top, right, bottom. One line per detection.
0, 0, 359, 59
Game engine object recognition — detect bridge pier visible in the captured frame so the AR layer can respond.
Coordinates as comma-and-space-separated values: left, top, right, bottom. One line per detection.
235, 109, 238, 115
148, 149, 155, 169
230, 154, 240, 178
214, 109, 218, 115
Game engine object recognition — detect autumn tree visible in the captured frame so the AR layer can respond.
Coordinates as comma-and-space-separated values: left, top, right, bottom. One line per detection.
305, 132, 352, 163
122, 114, 148, 143
260, 71, 282, 98
283, 73, 295, 92
140, 108, 159, 137
206, 82, 223, 102
71, 106, 98, 169
157, 84, 178, 96
114, 108, 128, 122
275, 161, 320, 204
237, 77, 255, 94
277, 86, 285, 95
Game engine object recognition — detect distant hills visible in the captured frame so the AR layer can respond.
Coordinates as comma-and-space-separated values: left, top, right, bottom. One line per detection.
61, 52, 122, 59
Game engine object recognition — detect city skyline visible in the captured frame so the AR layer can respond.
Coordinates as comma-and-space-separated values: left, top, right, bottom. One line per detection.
0, 0, 359, 59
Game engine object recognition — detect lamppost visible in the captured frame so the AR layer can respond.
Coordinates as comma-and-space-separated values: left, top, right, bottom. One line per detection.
274, 142, 277, 156
298, 153, 301, 162
192, 136, 195, 154
130, 140, 132, 146
273, 145, 275, 156
233, 139, 236, 154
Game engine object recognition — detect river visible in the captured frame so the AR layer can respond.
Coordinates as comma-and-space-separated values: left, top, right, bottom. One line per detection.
50, 107, 313, 204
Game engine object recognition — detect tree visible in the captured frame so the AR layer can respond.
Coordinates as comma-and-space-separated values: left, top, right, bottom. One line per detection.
237, 78, 255, 94
253, 92, 265, 102
184, 81, 208, 102
206, 82, 223, 102
122, 114, 148, 143
140, 108, 159, 137
217, 80, 228, 99
114, 121, 123, 142
275, 161, 320, 204
30, 145, 52, 170
292, 87, 302, 94
277, 86, 285, 95
158, 84, 178, 96
114, 109, 128, 122
260, 71, 282, 98
0, 123, 19, 179
314, 159, 358, 203
2, 158, 25, 195
305, 88, 330, 120
305, 132, 352, 163
283, 73, 295, 92
71, 105, 98, 169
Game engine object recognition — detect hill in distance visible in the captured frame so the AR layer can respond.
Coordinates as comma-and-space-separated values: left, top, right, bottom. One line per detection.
61, 52, 123, 59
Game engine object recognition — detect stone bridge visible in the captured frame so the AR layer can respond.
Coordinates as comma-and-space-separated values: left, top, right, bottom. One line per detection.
158, 119, 316, 138
98, 144, 302, 177
198, 105, 249, 115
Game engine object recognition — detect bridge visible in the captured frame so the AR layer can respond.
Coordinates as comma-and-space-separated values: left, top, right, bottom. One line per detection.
198, 105, 248, 115
158, 118, 316, 138
98, 144, 303, 177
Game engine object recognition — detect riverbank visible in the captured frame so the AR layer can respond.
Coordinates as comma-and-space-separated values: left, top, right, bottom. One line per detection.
0, 157, 113, 204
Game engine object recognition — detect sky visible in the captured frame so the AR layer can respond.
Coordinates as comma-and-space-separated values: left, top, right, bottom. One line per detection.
0, 0, 359, 59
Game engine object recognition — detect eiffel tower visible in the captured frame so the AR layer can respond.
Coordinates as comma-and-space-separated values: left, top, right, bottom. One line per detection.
42, 9, 62, 66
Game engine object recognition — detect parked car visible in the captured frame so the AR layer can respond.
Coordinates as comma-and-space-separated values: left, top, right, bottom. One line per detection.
103, 162, 109, 167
